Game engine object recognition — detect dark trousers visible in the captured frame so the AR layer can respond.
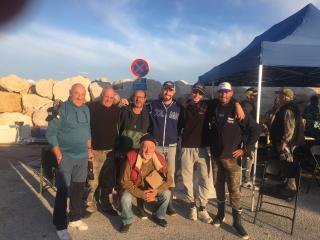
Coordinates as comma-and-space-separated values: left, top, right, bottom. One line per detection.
53, 156, 87, 230
53, 183, 85, 230
214, 158, 241, 210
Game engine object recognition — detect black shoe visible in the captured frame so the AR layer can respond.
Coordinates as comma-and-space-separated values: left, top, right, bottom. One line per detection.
119, 223, 131, 233
166, 202, 177, 216
101, 201, 118, 216
152, 215, 168, 227
136, 207, 148, 220
212, 202, 225, 228
232, 209, 249, 240
82, 210, 94, 219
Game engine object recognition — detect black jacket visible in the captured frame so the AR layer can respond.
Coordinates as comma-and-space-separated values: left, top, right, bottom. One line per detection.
210, 101, 260, 159
117, 105, 150, 151
270, 101, 305, 147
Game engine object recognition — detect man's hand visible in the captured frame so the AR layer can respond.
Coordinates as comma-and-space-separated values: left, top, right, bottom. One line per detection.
52, 146, 63, 165
88, 149, 94, 161
280, 142, 287, 153
143, 189, 157, 202
232, 148, 245, 158
235, 102, 245, 120
120, 98, 129, 106
53, 99, 62, 108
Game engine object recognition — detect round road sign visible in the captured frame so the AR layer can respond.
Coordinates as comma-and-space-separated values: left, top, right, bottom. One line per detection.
131, 58, 149, 77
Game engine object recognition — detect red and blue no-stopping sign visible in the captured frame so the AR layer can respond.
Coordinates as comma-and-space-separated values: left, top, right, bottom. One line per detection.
131, 58, 149, 77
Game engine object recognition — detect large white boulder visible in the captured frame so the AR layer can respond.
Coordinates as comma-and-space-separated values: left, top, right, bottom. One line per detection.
53, 75, 91, 101
35, 79, 54, 99
113, 78, 134, 99
0, 74, 31, 93
145, 79, 161, 100
0, 112, 32, 140
0, 125, 18, 144
22, 94, 53, 116
95, 76, 110, 82
175, 80, 191, 99
32, 102, 54, 127
89, 80, 111, 100
0, 91, 22, 113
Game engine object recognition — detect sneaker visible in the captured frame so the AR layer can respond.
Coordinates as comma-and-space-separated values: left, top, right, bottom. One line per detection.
189, 206, 197, 221
56, 229, 71, 240
166, 202, 177, 216
242, 181, 253, 189
152, 215, 168, 227
166, 207, 177, 216
212, 215, 225, 228
136, 207, 148, 220
119, 223, 131, 233
198, 209, 213, 224
69, 220, 88, 231
100, 201, 118, 216
86, 201, 97, 213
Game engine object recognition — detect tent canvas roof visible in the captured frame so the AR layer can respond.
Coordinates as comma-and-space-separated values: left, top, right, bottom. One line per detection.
198, 3, 320, 87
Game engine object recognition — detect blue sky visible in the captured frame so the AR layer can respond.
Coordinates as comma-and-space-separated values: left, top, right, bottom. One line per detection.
0, 0, 319, 83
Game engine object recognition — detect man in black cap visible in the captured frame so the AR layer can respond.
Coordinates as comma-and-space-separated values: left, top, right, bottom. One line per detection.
180, 83, 213, 223
149, 81, 183, 216
240, 87, 258, 188
119, 134, 173, 233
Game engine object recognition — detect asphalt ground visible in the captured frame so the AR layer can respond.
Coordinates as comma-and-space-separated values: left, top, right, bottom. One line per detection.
0, 144, 319, 240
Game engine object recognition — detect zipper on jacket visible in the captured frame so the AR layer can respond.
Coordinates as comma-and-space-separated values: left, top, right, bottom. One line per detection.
161, 101, 173, 147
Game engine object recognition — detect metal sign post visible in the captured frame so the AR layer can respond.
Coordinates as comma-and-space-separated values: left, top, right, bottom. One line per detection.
131, 58, 149, 91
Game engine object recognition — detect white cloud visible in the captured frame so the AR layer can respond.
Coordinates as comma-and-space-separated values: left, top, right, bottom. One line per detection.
260, 0, 320, 16
0, 0, 261, 82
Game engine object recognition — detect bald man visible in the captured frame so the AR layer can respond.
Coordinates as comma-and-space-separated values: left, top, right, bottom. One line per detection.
86, 87, 120, 216
46, 83, 92, 240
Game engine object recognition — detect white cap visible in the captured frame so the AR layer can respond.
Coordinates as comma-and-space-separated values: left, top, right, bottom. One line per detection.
217, 82, 232, 92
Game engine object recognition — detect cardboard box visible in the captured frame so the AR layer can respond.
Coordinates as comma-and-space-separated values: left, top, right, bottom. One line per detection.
145, 170, 164, 189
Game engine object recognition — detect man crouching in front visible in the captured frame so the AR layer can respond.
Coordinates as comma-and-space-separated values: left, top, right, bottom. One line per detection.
119, 134, 172, 233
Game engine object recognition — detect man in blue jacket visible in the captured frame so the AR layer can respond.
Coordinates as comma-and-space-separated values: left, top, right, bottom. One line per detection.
149, 81, 183, 216
46, 83, 93, 240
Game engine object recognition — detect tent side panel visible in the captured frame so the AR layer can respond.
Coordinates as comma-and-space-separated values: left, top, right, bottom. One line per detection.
261, 41, 320, 67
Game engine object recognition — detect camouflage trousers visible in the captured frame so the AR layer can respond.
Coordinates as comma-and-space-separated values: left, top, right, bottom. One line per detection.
87, 150, 116, 204
214, 158, 241, 210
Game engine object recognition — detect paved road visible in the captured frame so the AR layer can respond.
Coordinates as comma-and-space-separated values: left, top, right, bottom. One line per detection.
0, 145, 319, 240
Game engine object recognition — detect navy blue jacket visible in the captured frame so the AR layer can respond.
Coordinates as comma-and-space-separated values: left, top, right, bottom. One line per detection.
149, 99, 183, 147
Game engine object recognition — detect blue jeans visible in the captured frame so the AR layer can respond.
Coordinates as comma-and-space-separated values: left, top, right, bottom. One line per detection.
121, 190, 171, 225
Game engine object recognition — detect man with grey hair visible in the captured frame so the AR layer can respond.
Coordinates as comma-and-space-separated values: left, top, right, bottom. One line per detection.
46, 83, 92, 240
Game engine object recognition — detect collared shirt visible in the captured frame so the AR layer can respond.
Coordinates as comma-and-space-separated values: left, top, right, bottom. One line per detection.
46, 98, 91, 159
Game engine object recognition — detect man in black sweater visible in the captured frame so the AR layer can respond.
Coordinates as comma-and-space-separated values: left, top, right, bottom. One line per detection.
181, 83, 245, 225
180, 83, 214, 224
86, 87, 120, 216
210, 82, 260, 240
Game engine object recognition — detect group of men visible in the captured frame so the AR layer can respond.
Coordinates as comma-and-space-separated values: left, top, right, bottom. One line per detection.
47, 80, 315, 240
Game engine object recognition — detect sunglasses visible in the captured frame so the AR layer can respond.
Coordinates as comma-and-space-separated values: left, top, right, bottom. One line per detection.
192, 90, 204, 95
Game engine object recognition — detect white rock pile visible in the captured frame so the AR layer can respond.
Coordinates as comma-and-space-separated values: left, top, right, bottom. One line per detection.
0, 73, 318, 143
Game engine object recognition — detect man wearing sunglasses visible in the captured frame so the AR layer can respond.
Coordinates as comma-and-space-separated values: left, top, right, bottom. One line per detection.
180, 83, 214, 224
181, 82, 245, 225
46, 83, 92, 240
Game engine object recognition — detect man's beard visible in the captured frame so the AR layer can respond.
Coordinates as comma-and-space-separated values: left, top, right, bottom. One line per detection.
163, 95, 172, 101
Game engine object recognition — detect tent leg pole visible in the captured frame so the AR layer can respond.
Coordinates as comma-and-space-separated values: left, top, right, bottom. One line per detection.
251, 64, 263, 212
